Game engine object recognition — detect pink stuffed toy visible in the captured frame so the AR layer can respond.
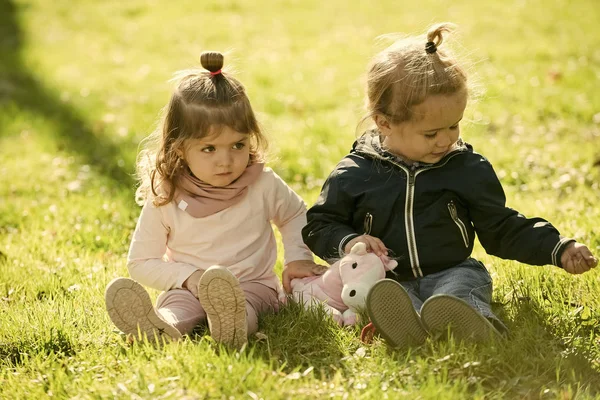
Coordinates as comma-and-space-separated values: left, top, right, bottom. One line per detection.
290, 242, 398, 326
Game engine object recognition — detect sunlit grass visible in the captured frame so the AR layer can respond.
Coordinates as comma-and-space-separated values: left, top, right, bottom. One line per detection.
1, 0, 599, 398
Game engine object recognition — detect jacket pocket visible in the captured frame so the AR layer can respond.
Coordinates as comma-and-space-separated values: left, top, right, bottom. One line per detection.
363, 212, 373, 235
447, 200, 469, 248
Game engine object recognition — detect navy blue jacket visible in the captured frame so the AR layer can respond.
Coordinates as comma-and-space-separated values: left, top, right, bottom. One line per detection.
302, 132, 574, 281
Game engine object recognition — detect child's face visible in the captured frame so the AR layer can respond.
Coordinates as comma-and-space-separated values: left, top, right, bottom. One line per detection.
378, 90, 467, 164
182, 126, 250, 187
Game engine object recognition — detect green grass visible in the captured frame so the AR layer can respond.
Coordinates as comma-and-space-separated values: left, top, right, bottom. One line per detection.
1, 0, 600, 398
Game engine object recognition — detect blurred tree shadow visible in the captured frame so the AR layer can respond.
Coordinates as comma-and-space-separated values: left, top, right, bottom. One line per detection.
0, 0, 134, 187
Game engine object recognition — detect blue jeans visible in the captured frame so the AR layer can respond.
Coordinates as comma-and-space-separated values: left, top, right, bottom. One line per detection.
397, 258, 507, 332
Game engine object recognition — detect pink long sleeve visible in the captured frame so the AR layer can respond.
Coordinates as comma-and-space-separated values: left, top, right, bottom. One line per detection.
127, 201, 199, 291
266, 171, 314, 265
126, 168, 313, 293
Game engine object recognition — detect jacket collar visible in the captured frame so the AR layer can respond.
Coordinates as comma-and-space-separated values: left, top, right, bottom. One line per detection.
351, 129, 472, 170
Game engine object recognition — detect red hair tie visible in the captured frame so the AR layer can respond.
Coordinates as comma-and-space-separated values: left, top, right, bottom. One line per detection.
210, 69, 222, 76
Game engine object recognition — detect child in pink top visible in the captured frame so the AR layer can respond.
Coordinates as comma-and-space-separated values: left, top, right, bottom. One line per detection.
105, 51, 325, 348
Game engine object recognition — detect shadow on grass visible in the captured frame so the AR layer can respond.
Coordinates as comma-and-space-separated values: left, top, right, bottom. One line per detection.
86, 294, 600, 397
187, 299, 355, 377
252, 297, 600, 395
484, 297, 600, 396
0, 0, 134, 187
0, 327, 76, 367
255, 300, 355, 372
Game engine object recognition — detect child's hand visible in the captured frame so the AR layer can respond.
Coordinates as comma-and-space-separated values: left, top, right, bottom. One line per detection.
345, 235, 388, 257
282, 260, 328, 293
561, 242, 598, 274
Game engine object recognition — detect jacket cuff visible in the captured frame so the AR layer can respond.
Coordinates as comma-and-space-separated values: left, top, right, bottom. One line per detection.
338, 233, 360, 257
552, 237, 576, 268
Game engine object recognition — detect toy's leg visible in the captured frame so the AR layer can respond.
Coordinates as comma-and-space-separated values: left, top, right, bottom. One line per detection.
293, 290, 343, 325
322, 303, 343, 326
342, 309, 358, 326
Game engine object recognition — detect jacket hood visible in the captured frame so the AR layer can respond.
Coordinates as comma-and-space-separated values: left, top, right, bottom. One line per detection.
352, 129, 472, 169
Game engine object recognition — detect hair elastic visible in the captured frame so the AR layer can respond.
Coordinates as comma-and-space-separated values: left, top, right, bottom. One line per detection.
425, 41, 437, 54
210, 69, 222, 76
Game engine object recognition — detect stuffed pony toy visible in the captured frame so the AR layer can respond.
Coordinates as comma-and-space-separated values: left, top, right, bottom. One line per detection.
289, 242, 398, 326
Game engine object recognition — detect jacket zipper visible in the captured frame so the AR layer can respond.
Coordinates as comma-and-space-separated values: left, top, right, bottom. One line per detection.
447, 200, 469, 248
386, 152, 462, 278
364, 212, 373, 235
405, 169, 422, 277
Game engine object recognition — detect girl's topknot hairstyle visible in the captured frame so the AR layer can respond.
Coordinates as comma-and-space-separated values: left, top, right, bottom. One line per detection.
365, 22, 468, 125
200, 51, 224, 74
135, 51, 267, 206
425, 23, 452, 54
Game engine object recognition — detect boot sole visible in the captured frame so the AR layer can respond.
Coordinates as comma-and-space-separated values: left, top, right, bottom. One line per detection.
420, 294, 501, 343
105, 277, 181, 342
198, 266, 247, 349
366, 279, 428, 348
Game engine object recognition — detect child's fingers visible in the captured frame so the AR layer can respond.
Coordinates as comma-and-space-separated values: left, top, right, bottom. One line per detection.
282, 262, 327, 292
563, 258, 575, 274
311, 263, 329, 275
572, 247, 597, 269
563, 256, 583, 274
282, 272, 302, 293
571, 262, 586, 274
282, 269, 299, 293
575, 257, 589, 274
582, 251, 598, 268
365, 236, 388, 256
571, 244, 597, 267
346, 235, 388, 256
573, 254, 593, 274
282, 272, 292, 293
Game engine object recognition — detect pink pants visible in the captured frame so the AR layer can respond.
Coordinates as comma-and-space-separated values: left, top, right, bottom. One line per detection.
155, 282, 279, 336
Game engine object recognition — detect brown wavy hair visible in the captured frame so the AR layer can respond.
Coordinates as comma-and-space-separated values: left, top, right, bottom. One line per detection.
135, 51, 267, 206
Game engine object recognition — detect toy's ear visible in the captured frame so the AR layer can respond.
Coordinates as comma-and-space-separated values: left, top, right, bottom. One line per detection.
350, 242, 367, 255
381, 256, 398, 271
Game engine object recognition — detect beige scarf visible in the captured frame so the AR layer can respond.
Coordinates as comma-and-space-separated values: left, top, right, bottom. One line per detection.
174, 163, 264, 218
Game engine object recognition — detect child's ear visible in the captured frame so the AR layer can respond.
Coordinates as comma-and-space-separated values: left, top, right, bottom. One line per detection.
374, 115, 392, 136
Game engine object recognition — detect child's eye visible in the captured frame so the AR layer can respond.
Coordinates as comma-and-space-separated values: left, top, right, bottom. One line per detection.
201, 146, 215, 153
232, 142, 246, 150
425, 132, 438, 139
450, 124, 459, 130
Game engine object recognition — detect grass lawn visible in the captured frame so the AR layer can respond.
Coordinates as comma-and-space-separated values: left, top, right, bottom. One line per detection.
1, 0, 600, 398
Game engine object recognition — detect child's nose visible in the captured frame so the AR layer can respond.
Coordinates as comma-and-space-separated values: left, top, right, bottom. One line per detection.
217, 151, 233, 166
